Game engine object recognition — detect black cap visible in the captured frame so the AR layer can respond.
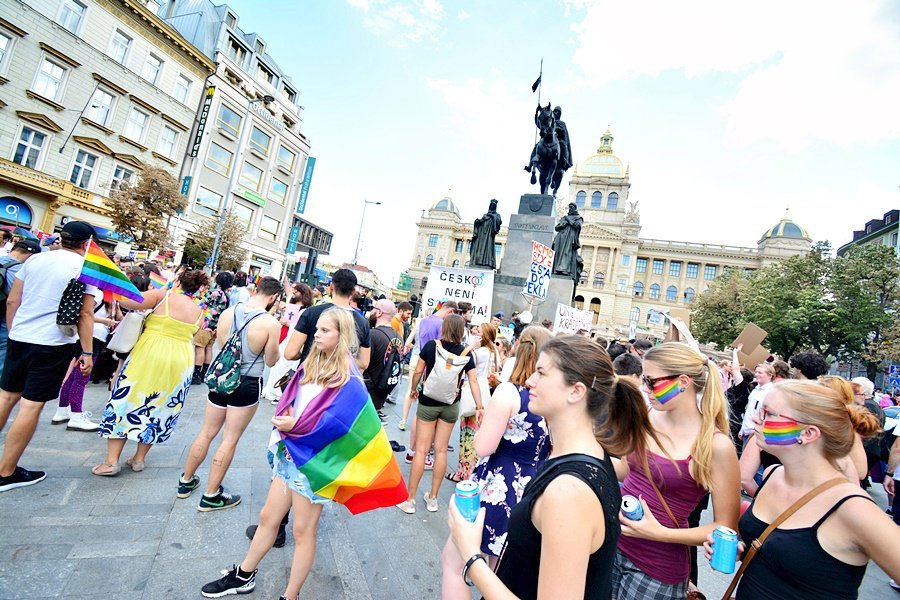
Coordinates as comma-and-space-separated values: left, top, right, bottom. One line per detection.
12, 239, 41, 254
60, 220, 96, 242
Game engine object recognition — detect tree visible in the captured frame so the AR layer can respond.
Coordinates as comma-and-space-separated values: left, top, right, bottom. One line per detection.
689, 268, 752, 349
107, 166, 186, 250
182, 211, 248, 272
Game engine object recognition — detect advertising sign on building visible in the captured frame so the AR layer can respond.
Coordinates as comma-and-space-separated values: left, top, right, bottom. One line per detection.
553, 303, 593, 335
286, 226, 300, 253
522, 241, 553, 300
190, 86, 215, 157
421, 265, 494, 325
296, 157, 316, 214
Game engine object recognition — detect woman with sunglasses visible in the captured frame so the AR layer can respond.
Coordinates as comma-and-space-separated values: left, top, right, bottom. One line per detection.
706, 380, 898, 598
612, 342, 741, 600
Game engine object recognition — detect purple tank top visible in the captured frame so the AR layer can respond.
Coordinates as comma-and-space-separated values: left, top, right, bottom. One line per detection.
618, 452, 707, 585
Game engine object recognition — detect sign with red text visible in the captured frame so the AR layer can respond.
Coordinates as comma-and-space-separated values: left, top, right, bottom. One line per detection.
421, 265, 494, 325
522, 241, 554, 300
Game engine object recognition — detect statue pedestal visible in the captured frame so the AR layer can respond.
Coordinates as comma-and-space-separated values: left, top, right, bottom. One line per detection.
492, 194, 574, 325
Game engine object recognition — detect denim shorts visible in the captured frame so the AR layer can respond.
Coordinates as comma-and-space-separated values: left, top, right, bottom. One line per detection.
267, 443, 330, 505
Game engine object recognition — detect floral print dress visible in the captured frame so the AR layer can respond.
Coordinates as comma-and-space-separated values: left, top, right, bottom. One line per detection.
472, 384, 550, 556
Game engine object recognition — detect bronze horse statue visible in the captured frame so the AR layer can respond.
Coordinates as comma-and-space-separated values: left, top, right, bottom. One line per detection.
525, 103, 560, 196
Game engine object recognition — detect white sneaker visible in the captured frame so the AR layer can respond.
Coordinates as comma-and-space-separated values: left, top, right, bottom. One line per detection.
397, 499, 416, 514
423, 493, 438, 512
51, 406, 70, 424
66, 411, 99, 431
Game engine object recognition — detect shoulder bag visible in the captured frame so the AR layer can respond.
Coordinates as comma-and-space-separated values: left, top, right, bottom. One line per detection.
107, 292, 168, 354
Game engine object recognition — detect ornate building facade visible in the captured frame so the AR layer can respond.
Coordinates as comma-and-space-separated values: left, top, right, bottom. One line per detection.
406, 130, 812, 338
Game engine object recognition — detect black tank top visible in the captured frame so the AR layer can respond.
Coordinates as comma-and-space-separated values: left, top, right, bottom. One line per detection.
737, 466, 872, 599
491, 453, 621, 600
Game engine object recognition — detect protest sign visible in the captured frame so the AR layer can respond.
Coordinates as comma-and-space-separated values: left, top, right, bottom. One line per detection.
421, 265, 494, 324
553, 303, 593, 335
522, 241, 554, 300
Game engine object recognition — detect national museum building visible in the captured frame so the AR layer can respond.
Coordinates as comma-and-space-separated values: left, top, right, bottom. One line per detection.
405, 130, 812, 337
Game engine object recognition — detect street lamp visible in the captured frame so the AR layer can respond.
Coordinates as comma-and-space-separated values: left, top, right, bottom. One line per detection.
352, 200, 380, 265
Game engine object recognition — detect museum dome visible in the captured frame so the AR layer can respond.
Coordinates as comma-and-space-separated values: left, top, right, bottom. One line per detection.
577, 129, 626, 178
431, 196, 460, 217
759, 214, 811, 242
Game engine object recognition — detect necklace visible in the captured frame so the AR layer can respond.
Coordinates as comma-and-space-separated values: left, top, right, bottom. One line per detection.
176, 288, 212, 327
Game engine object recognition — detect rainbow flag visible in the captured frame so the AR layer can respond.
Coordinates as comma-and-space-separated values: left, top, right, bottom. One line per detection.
273, 365, 408, 514
148, 271, 167, 289
78, 240, 144, 303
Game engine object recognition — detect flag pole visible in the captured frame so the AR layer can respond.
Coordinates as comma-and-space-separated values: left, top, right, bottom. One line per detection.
533, 58, 543, 147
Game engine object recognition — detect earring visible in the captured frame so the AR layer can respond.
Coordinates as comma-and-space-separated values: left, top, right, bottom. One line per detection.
796, 439, 803, 445
679, 387, 686, 393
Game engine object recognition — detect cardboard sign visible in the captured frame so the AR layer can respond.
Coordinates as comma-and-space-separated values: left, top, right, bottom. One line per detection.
498, 325, 515, 341
741, 345, 772, 370
522, 241, 554, 300
421, 265, 494, 325
553, 303, 593, 335
665, 315, 700, 351
732, 323, 768, 354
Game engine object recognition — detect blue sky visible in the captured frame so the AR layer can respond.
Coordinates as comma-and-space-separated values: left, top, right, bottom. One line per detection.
224, 0, 900, 285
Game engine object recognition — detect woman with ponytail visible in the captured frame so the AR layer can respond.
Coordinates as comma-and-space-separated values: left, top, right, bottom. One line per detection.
448, 335, 661, 599
613, 342, 741, 600
705, 380, 899, 598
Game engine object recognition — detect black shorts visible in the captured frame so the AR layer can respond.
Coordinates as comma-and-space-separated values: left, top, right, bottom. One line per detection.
208, 376, 261, 408
1, 340, 79, 402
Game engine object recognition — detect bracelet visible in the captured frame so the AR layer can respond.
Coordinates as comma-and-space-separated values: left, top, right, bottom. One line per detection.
462, 552, 488, 587
80, 351, 93, 356
887, 471, 895, 477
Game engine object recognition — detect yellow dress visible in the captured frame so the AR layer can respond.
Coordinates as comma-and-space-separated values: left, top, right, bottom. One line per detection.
99, 296, 200, 444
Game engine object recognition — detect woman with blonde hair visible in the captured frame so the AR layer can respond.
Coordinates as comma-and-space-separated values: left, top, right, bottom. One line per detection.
612, 342, 741, 599
706, 380, 898, 598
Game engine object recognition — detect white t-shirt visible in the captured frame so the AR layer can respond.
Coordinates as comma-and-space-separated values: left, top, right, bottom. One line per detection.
91, 288, 110, 342
740, 382, 772, 437
10, 249, 99, 346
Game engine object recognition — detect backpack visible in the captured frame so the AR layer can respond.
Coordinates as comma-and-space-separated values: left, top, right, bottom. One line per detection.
422, 341, 471, 405
0, 258, 20, 313
373, 326, 402, 395
57, 278, 87, 336
204, 309, 265, 394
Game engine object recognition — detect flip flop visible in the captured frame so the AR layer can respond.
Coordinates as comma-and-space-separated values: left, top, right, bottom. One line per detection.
91, 463, 120, 476
445, 473, 461, 483
389, 440, 406, 453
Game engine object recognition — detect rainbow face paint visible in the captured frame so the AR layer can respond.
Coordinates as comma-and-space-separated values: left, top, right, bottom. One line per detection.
651, 378, 680, 404
762, 417, 805, 446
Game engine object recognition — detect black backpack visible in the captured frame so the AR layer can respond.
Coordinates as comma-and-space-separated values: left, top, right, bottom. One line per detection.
0, 258, 20, 312
374, 326, 403, 395
57, 278, 87, 335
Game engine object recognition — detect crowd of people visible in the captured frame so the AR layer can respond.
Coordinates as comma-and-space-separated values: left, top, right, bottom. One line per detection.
0, 219, 898, 599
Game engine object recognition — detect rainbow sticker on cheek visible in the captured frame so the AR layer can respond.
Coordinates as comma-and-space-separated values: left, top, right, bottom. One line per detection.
652, 379, 680, 404
762, 419, 805, 445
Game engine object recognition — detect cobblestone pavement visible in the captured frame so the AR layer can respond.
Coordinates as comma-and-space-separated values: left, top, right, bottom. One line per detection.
0, 376, 893, 599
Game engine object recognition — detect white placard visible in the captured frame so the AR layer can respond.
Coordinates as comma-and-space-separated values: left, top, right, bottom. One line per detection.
553, 303, 593, 335
522, 241, 554, 300
421, 265, 494, 325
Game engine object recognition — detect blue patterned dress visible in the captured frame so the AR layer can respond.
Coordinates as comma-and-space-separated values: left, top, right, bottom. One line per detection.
472, 384, 550, 556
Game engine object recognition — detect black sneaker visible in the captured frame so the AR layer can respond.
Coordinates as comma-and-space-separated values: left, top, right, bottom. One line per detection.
0, 466, 46, 492
198, 486, 241, 512
176, 474, 200, 499
377, 410, 388, 423
245, 524, 286, 548
201, 564, 256, 597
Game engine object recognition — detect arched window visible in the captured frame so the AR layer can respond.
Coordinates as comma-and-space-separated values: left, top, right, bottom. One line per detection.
452, 259, 460, 268
618, 277, 627, 292
593, 272, 605, 287
684, 287, 696, 303
649, 283, 660, 300
574, 295, 584, 310
590, 297, 601, 324
576, 190, 586, 208
579, 270, 588, 285
607, 192, 619, 210
666, 285, 677, 302
425, 254, 434, 266
591, 191, 602, 208
633, 281, 644, 297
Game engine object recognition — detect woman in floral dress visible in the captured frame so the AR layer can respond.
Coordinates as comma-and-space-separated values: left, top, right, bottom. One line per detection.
93, 270, 208, 475
440, 325, 552, 599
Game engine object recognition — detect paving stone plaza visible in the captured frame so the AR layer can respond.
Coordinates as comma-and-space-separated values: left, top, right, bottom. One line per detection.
0, 377, 893, 599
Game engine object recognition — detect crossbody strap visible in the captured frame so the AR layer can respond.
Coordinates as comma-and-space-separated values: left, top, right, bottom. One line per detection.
720, 476, 846, 600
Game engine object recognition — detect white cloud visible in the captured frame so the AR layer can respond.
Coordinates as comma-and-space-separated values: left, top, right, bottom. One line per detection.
567, 0, 900, 150
347, 0, 445, 47
458, 9, 471, 21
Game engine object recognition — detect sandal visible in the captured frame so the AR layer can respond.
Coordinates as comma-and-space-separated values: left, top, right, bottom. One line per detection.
389, 440, 406, 453
445, 473, 461, 483
125, 457, 145, 472
91, 463, 121, 477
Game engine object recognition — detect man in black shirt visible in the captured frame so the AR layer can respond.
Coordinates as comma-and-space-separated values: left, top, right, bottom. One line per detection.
363, 299, 402, 418
285, 269, 370, 370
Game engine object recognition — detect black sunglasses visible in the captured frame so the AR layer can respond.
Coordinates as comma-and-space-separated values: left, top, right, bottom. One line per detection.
641, 374, 681, 389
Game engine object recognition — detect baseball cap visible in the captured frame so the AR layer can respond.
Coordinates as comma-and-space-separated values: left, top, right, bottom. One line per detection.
493, 311, 505, 318
41, 234, 59, 247
12, 239, 41, 254
374, 299, 397, 317
60, 220, 96, 242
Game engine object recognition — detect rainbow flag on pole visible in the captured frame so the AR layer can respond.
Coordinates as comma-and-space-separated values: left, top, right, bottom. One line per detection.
148, 271, 168, 289
78, 239, 144, 303
273, 365, 408, 514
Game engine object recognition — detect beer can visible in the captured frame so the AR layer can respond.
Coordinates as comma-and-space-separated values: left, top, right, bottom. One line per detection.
621, 495, 644, 521
455, 480, 481, 523
710, 525, 739, 574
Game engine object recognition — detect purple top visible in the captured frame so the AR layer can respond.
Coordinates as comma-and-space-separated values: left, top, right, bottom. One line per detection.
618, 451, 707, 585
416, 315, 443, 352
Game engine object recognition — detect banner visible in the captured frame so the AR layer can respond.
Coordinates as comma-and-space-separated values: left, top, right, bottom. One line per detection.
553, 303, 593, 335
522, 240, 553, 300
421, 265, 494, 325
296, 157, 316, 214
190, 85, 215, 157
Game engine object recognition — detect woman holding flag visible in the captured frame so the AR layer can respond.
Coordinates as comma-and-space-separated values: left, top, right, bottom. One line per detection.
93, 269, 209, 476
201, 308, 407, 600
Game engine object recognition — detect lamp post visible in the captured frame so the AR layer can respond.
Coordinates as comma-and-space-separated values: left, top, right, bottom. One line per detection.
352, 200, 380, 265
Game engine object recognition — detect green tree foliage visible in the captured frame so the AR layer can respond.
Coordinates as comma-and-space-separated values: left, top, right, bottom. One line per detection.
182, 212, 248, 272
689, 268, 751, 349
107, 166, 186, 250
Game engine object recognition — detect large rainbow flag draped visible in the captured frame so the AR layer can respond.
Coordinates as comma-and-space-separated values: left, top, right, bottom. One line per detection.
78, 240, 144, 303
273, 365, 408, 514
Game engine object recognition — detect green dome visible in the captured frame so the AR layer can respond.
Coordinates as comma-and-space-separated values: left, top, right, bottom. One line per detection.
760, 216, 810, 242
432, 197, 460, 217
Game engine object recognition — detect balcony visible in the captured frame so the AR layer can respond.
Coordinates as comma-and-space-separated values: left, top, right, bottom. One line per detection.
0, 158, 107, 220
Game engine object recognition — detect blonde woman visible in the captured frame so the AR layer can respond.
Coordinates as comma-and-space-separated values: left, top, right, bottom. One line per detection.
612, 342, 741, 599
706, 381, 899, 598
